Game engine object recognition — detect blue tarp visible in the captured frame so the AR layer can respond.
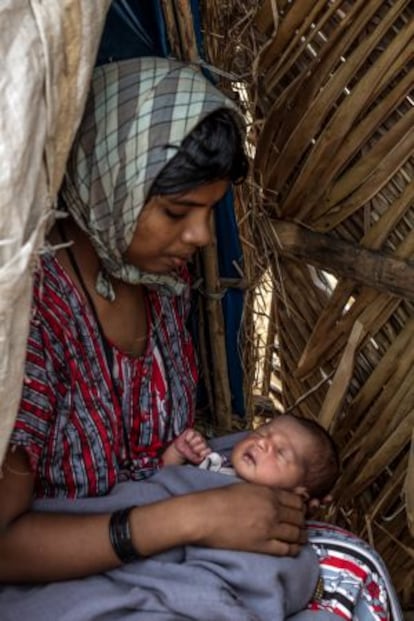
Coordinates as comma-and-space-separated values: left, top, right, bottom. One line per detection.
97, 1, 245, 417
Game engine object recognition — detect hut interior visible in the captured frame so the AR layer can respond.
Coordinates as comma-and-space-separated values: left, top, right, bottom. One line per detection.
193, 0, 414, 611
0, 0, 412, 614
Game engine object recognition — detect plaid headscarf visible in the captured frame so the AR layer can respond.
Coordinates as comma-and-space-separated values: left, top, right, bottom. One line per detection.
61, 57, 242, 300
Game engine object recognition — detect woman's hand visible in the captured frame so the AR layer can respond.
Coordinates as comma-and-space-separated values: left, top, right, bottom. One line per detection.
306, 494, 333, 517
194, 483, 306, 556
130, 482, 306, 558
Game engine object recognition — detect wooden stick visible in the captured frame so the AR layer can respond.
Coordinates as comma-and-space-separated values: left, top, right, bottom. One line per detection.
201, 239, 233, 432
174, 0, 200, 62
405, 429, 414, 536
160, 0, 182, 59
161, 0, 234, 430
319, 320, 364, 431
271, 219, 414, 300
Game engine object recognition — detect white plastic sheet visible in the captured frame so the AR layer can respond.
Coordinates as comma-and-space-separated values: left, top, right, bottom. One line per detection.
0, 0, 111, 465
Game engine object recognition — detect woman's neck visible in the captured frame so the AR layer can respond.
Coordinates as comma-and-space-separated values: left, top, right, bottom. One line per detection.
49, 215, 148, 358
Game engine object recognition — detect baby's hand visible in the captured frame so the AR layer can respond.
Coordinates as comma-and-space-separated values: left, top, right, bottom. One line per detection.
175, 429, 212, 464
163, 429, 212, 465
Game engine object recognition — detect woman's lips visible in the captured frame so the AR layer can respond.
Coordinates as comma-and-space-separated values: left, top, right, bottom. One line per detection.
170, 255, 192, 269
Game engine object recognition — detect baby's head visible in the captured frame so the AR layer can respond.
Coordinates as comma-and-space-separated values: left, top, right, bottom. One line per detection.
231, 414, 339, 499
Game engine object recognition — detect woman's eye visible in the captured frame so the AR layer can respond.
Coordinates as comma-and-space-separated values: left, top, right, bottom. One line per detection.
164, 208, 186, 220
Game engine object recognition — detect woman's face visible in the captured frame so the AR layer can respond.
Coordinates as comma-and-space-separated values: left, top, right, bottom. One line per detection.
125, 179, 229, 273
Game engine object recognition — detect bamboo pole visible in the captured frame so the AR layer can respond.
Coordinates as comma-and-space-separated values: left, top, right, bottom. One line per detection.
160, 0, 234, 431
271, 219, 414, 300
160, 0, 181, 59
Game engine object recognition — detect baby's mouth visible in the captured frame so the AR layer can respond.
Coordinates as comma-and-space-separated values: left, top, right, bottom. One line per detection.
242, 449, 256, 466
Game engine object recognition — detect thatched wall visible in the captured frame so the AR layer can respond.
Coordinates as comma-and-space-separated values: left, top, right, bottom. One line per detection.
201, 0, 414, 609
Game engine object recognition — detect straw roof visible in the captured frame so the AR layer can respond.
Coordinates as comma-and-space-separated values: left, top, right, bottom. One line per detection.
198, 0, 414, 609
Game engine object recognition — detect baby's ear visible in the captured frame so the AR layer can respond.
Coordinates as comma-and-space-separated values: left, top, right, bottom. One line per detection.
293, 485, 309, 500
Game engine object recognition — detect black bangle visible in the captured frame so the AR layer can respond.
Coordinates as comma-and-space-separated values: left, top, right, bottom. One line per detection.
109, 507, 138, 563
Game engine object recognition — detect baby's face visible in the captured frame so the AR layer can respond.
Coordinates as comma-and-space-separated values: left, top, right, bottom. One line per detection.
231, 418, 314, 491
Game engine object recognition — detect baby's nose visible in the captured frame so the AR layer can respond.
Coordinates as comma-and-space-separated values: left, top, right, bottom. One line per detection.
257, 435, 270, 451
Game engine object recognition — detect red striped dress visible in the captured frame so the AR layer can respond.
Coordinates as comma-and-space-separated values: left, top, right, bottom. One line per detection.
11, 252, 198, 498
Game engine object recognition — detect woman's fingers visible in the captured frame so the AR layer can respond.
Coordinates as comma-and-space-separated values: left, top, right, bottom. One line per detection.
265, 538, 302, 557
273, 488, 305, 511
306, 493, 333, 516
194, 483, 307, 557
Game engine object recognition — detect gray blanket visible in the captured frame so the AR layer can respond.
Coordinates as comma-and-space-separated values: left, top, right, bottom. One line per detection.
0, 454, 320, 621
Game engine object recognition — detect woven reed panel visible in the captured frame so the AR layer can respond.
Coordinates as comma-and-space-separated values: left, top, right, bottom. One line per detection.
203, 0, 414, 607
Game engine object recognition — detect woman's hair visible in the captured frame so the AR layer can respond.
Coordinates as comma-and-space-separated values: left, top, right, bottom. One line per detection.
149, 108, 248, 197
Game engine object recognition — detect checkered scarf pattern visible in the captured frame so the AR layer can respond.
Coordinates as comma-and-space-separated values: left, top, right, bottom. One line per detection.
61, 57, 241, 299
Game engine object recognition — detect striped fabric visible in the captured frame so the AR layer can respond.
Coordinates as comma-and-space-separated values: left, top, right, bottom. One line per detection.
11, 252, 197, 498
61, 56, 242, 300
306, 522, 402, 621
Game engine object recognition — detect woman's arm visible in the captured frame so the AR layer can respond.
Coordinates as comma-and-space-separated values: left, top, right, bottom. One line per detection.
0, 447, 306, 583
138, 482, 307, 557
0, 447, 119, 582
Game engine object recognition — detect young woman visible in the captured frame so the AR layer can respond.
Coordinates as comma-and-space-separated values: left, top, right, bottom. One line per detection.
0, 57, 305, 584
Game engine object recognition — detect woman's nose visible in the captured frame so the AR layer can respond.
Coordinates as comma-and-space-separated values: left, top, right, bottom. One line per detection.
182, 213, 212, 248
